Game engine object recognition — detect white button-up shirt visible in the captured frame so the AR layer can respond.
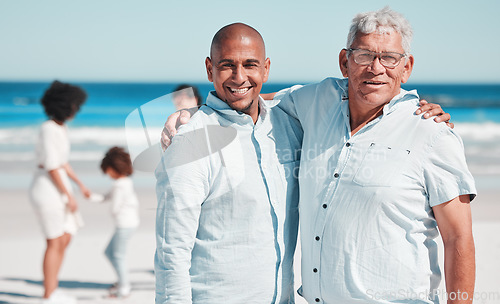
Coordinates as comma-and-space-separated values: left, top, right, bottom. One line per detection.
275, 78, 476, 304
155, 92, 302, 304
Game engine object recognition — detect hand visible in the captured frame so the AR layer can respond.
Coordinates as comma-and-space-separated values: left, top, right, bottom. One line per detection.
415, 99, 454, 129
67, 194, 79, 213
79, 184, 91, 198
161, 107, 198, 150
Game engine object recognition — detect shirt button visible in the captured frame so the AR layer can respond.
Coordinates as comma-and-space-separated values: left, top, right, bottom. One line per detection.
313, 268, 318, 273
315, 236, 320, 241
315, 298, 320, 302
322, 204, 327, 209
334, 173, 339, 178
346, 142, 351, 147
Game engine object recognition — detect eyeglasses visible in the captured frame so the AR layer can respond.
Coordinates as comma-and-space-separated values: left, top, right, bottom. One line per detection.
346, 48, 407, 68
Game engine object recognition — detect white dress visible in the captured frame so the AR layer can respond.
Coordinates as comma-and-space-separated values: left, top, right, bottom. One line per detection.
29, 120, 84, 239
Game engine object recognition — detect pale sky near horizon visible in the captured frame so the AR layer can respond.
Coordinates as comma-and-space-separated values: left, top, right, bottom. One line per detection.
1, 0, 499, 84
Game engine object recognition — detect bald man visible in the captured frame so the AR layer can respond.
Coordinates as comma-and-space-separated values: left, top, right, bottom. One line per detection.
155, 23, 302, 303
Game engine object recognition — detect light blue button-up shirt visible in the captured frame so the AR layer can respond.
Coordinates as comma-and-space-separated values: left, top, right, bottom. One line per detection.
155, 92, 302, 304
275, 78, 476, 304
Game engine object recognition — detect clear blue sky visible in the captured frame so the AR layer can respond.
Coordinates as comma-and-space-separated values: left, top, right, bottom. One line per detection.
1, 0, 499, 84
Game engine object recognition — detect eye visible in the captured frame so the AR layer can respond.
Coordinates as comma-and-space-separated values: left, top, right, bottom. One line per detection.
356, 53, 374, 62
380, 55, 398, 64
219, 63, 234, 69
358, 53, 372, 59
244, 63, 258, 68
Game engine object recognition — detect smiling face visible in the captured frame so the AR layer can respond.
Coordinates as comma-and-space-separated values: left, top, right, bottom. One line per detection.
205, 26, 270, 122
339, 31, 414, 111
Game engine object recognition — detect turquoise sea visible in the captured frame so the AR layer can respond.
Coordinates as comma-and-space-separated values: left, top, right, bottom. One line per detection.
1, 81, 500, 190
2, 82, 500, 127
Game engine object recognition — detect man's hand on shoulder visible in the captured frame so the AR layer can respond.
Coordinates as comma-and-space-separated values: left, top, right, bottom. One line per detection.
416, 99, 454, 128
161, 107, 199, 150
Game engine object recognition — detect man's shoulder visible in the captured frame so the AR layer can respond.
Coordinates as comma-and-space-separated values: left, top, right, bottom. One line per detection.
285, 77, 346, 94
167, 105, 227, 158
390, 98, 455, 143
176, 105, 220, 135
276, 77, 346, 108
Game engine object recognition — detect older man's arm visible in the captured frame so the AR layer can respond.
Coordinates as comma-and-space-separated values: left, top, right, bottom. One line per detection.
433, 194, 475, 304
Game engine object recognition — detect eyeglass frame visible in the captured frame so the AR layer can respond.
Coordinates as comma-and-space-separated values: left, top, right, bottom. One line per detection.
345, 48, 407, 68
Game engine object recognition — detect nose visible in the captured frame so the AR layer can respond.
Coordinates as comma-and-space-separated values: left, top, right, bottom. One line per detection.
367, 56, 385, 74
232, 65, 247, 83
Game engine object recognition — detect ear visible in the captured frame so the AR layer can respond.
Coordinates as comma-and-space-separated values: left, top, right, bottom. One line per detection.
401, 54, 414, 84
205, 57, 214, 82
263, 57, 271, 83
339, 49, 349, 78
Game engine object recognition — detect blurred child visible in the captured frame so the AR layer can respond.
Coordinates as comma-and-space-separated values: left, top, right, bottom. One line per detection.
91, 147, 139, 298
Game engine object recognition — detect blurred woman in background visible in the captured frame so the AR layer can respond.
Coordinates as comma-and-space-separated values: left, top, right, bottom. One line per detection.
29, 80, 90, 304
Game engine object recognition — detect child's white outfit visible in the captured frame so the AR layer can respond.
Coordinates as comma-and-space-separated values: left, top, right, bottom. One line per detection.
93, 176, 139, 297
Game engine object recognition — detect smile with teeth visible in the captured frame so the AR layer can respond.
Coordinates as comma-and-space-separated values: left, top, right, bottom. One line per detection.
229, 87, 250, 94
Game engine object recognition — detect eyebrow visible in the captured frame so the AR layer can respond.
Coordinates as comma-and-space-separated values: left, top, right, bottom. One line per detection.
216, 58, 261, 65
245, 59, 261, 64
353, 48, 403, 54
216, 59, 234, 65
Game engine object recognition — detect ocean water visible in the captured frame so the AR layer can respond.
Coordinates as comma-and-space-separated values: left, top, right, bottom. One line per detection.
1, 81, 500, 188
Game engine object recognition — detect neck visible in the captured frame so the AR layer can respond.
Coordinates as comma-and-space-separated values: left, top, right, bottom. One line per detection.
238, 97, 260, 124
348, 102, 386, 136
248, 104, 260, 124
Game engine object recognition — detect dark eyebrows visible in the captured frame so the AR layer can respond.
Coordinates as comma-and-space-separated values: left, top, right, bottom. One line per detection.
216, 58, 261, 65
245, 59, 261, 64
217, 59, 234, 65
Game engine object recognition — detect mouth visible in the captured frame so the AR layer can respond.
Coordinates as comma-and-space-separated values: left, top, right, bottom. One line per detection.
363, 80, 386, 86
227, 87, 251, 96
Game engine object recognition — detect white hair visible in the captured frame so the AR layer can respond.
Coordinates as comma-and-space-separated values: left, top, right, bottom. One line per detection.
346, 6, 413, 54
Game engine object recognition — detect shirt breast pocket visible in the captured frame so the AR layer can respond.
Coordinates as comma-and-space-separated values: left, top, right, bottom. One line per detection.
352, 143, 410, 187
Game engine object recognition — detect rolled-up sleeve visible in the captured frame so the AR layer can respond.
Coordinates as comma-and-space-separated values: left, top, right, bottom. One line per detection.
423, 128, 477, 207
155, 134, 209, 304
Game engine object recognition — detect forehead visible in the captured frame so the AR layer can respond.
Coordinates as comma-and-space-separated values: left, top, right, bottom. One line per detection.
212, 36, 265, 61
352, 31, 404, 52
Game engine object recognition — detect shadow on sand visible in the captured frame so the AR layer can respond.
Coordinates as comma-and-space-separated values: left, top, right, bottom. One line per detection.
0, 272, 155, 301
3, 277, 111, 290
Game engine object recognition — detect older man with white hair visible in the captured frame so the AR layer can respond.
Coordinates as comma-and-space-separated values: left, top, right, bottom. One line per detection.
273, 6, 476, 304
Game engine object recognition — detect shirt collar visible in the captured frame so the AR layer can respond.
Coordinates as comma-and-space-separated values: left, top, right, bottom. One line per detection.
205, 91, 269, 125
383, 88, 420, 116
336, 78, 349, 101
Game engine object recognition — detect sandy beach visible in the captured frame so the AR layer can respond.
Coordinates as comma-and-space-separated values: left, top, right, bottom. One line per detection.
1, 157, 500, 303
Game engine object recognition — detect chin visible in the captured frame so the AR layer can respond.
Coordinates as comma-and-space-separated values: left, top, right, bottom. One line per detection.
229, 98, 254, 110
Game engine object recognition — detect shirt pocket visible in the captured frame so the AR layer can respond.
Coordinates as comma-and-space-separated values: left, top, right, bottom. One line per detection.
352, 143, 410, 187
